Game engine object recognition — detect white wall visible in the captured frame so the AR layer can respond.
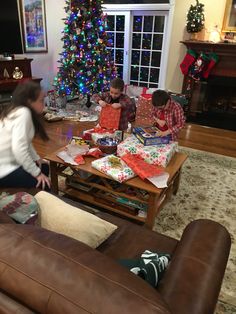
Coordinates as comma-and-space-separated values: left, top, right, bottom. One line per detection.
17, 0, 227, 93
165, 0, 227, 92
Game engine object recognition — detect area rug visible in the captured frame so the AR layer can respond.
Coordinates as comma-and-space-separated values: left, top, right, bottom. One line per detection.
153, 146, 236, 313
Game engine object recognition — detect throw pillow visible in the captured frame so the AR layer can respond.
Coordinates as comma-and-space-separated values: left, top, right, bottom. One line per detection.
34, 191, 117, 248
0, 192, 39, 224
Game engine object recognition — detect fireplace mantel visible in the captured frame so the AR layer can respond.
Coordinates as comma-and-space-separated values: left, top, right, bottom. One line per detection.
181, 40, 236, 77
181, 41, 236, 129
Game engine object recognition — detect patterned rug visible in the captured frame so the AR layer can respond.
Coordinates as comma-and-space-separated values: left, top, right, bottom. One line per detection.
153, 146, 236, 313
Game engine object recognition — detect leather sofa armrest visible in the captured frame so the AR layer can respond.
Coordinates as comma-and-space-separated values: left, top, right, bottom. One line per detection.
158, 219, 231, 314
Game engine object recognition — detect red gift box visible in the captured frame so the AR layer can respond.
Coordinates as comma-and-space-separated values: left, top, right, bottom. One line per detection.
135, 95, 155, 126
121, 153, 164, 180
99, 106, 121, 130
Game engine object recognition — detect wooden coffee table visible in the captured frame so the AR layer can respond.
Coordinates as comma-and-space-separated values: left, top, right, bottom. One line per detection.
46, 149, 187, 229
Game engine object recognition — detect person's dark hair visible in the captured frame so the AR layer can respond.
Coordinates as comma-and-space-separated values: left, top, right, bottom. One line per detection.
0, 81, 49, 141
152, 90, 171, 107
110, 78, 125, 91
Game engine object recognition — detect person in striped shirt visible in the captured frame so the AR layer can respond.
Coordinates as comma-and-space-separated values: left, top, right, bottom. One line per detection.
152, 90, 185, 141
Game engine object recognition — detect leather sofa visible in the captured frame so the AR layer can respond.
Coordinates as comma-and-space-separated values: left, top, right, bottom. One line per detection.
0, 203, 231, 314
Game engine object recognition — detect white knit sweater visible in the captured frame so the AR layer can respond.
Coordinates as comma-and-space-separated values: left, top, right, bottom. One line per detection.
0, 106, 41, 179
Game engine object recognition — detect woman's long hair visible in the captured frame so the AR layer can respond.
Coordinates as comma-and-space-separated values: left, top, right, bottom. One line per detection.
0, 81, 49, 141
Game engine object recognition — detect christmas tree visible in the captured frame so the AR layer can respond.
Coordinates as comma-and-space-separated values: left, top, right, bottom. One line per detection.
54, 0, 117, 98
186, 0, 205, 33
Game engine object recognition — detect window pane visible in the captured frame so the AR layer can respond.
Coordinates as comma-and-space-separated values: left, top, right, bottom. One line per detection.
149, 83, 158, 88
154, 16, 165, 32
141, 51, 150, 66
107, 48, 114, 60
116, 65, 123, 78
115, 49, 124, 64
116, 33, 124, 48
140, 82, 148, 87
132, 33, 141, 49
107, 32, 114, 47
143, 16, 153, 32
150, 68, 160, 83
107, 16, 115, 31
116, 15, 125, 31
151, 51, 161, 67
140, 67, 149, 82
133, 16, 142, 32
142, 34, 152, 50
153, 34, 163, 50
130, 80, 138, 85
131, 50, 140, 65
130, 66, 139, 81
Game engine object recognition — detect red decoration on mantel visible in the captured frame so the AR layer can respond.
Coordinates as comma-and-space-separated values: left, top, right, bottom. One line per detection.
121, 153, 164, 180
99, 105, 121, 130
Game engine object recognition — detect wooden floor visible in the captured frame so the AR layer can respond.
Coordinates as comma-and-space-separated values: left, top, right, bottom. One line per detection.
33, 120, 236, 159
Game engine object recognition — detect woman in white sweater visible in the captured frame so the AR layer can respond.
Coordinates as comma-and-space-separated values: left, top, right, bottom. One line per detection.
0, 81, 51, 190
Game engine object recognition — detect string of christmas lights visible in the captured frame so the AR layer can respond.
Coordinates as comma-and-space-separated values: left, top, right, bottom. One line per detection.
54, 0, 117, 97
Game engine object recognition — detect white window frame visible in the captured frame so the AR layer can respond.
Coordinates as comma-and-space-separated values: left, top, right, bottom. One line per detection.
103, 1, 175, 89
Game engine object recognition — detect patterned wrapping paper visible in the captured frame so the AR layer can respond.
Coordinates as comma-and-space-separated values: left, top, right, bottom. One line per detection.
117, 135, 178, 167
135, 94, 155, 126
121, 153, 164, 180
99, 106, 121, 130
91, 155, 136, 183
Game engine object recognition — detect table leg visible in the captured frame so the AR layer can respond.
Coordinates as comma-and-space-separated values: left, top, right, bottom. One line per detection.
50, 161, 59, 194
145, 193, 158, 229
173, 169, 181, 195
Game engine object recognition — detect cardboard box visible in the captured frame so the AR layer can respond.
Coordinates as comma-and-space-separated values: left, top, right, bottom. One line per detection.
133, 126, 171, 146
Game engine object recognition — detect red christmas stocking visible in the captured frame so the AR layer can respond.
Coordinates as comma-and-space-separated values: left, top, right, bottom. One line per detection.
202, 53, 219, 79
180, 49, 197, 75
189, 53, 209, 81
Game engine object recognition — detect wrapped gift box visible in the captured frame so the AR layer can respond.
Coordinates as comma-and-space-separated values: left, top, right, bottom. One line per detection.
99, 106, 121, 130
91, 155, 135, 183
135, 94, 155, 126
133, 126, 171, 146
117, 135, 178, 167
83, 128, 122, 142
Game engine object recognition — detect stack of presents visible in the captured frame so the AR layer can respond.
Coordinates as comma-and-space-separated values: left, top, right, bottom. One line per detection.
59, 91, 178, 190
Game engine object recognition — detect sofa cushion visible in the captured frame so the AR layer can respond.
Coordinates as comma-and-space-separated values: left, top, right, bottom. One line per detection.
35, 191, 117, 248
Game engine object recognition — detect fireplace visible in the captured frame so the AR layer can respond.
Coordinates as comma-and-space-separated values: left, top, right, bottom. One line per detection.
181, 41, 236, 131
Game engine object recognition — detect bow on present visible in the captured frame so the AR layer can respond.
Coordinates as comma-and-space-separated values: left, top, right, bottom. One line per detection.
121, 153, 164, 180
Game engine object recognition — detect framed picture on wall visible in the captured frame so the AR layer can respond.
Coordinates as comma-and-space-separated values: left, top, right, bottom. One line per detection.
20, 0, 48, 52
222, 0, 236, 33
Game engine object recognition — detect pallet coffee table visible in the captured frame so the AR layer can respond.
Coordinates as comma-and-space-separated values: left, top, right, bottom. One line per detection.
46, 149, 187, 229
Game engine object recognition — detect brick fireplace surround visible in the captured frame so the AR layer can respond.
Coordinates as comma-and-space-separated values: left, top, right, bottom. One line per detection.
181, 41, 236, 131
